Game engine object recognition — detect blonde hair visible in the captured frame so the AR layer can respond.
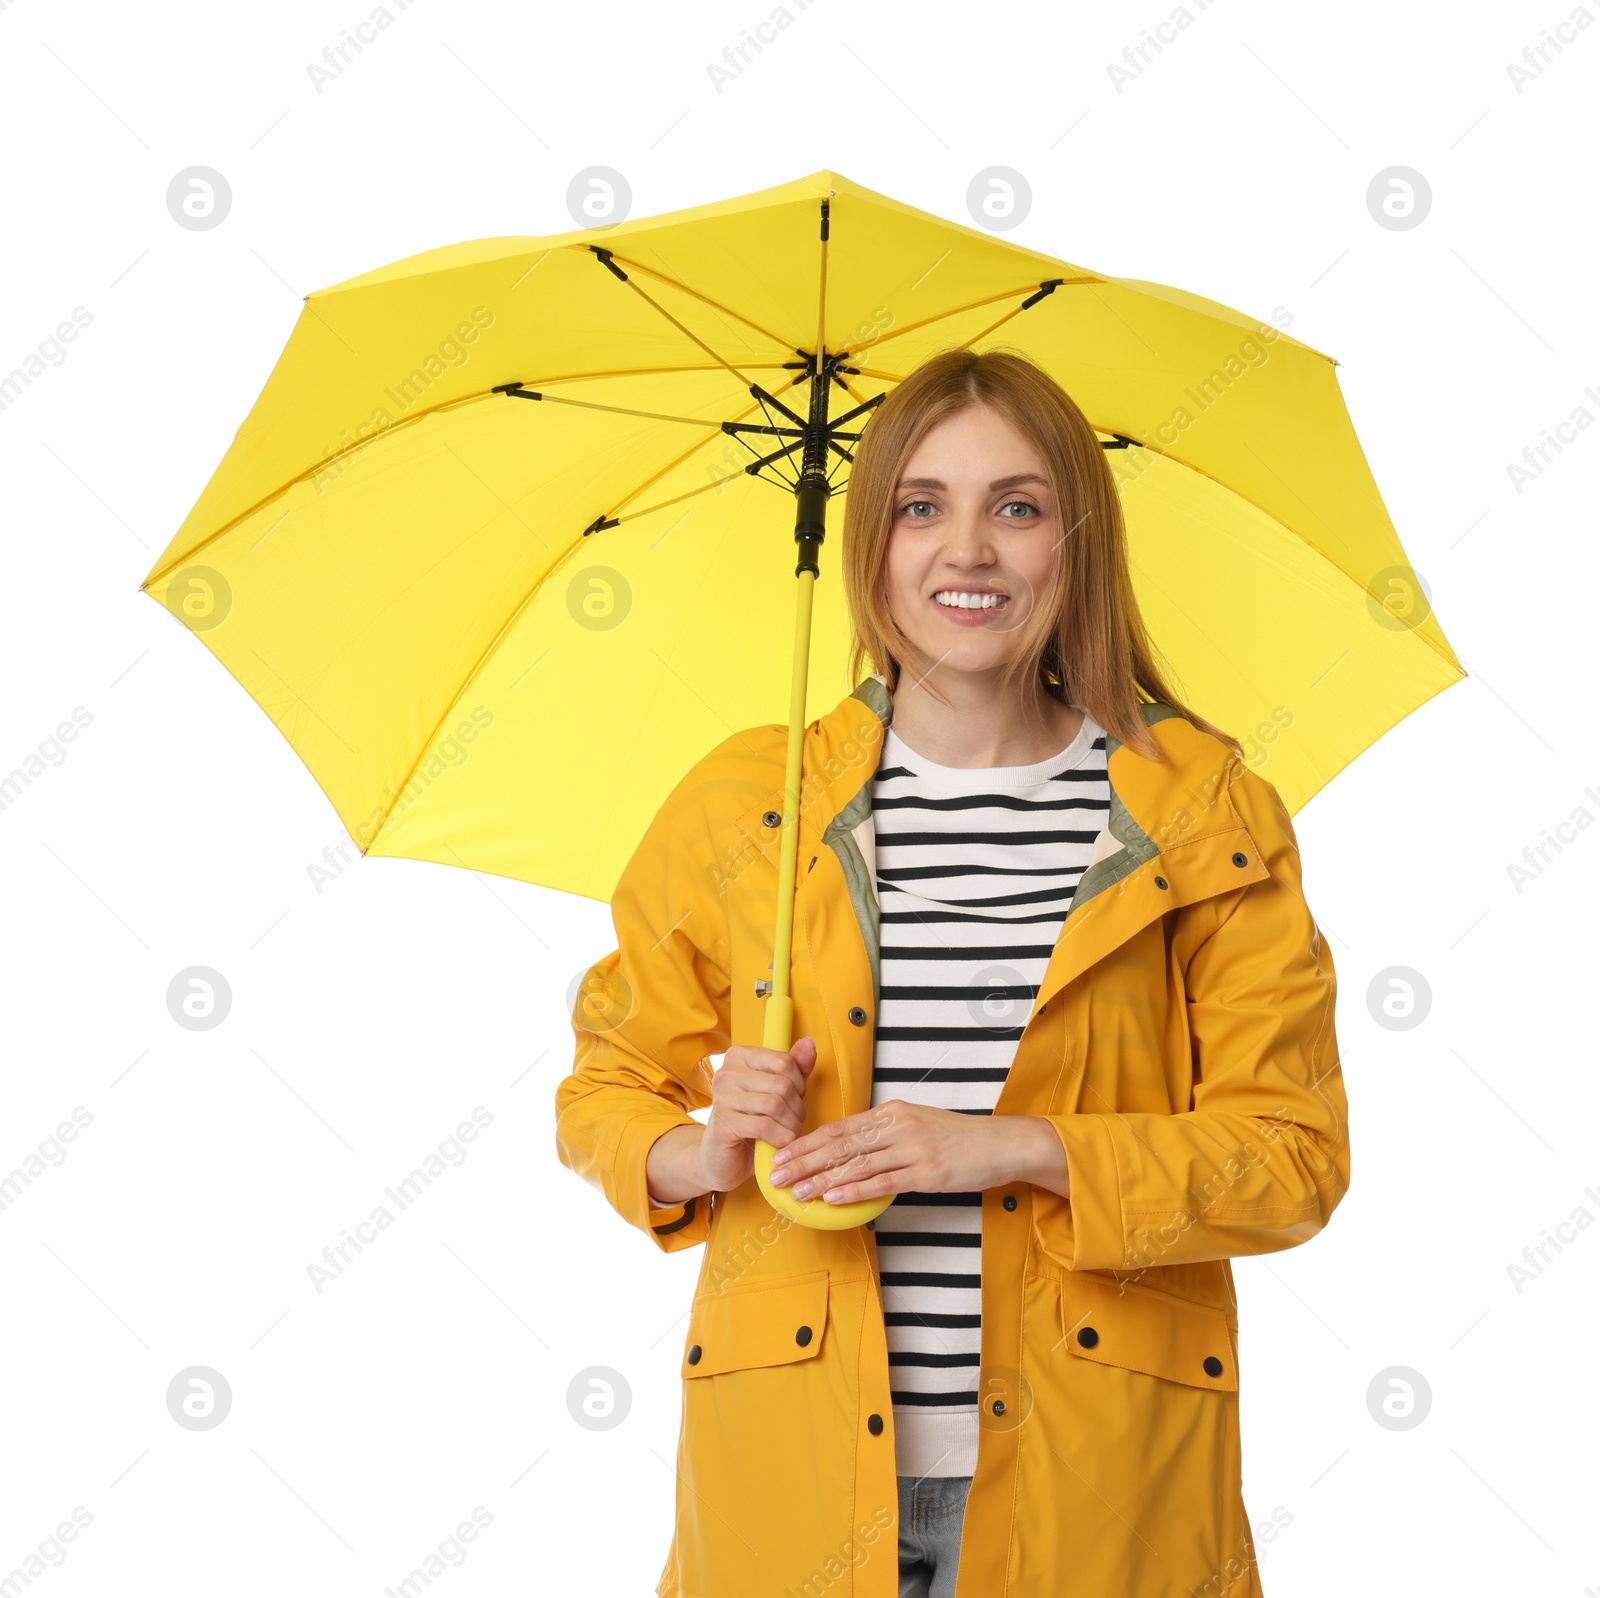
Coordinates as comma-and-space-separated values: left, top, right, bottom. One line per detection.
841, 346, 1238, 761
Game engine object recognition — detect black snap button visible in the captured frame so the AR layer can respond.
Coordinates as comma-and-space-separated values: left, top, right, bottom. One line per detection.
1077, 1326, 1099, 1349
795, 1325, 813, 1347
992, 1399, 1006, 1416
1154, 875, 1168, 890
848, 1006, 868, 1026
1002, 1195, 1017, 1211
867, 1413, 884, 1436
1203, 1355, 1224, 1377
686, 1344, 702, 1365
762, 810, 782, 828
1232, 852, 1248, 868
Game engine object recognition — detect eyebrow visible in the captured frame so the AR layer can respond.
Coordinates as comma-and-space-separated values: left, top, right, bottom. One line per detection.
896, 473, 1049, 491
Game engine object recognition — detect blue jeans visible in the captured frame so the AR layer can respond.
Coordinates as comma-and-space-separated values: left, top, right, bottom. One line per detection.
896, 1475, 971, 1598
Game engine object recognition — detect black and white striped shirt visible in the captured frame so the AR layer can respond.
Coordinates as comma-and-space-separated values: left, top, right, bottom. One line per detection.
869, 715, 1109, 1479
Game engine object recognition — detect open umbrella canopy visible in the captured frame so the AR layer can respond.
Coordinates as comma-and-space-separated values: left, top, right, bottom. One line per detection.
140, 167, 1462, 903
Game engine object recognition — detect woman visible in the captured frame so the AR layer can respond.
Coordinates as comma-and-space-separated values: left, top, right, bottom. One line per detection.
555, 348, 1350, 1598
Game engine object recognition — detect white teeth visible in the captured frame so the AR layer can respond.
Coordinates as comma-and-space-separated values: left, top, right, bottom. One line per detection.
934, 590, 1006, 610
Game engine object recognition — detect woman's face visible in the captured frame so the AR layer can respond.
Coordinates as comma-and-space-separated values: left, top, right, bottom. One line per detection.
883, 402, 1061, 679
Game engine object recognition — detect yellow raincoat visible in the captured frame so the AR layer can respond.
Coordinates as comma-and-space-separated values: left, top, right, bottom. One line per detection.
555, 677, 1349, 1598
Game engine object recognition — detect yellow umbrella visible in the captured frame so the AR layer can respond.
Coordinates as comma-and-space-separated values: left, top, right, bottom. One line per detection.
139, 167, 1462, 1229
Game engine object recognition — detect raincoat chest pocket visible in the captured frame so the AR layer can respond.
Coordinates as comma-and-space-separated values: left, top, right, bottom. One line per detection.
1060, 1272, 1238, 1391
682, 1269, 830, 1378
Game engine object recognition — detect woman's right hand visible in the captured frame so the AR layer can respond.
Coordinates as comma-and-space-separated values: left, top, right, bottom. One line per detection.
644, 1038, 818, 1203
693, 1037, 817, 1193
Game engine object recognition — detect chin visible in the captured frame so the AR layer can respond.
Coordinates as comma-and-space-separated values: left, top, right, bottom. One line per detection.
906, 634, 1020, 677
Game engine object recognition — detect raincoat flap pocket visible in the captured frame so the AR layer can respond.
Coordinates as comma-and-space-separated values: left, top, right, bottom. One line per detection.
682, 1269, 830, 1379
1060, 1272, 1238, 1391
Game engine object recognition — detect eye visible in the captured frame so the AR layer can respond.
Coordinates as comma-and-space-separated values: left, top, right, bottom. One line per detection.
898, 499, 938, 520
999, 499, 1039, 520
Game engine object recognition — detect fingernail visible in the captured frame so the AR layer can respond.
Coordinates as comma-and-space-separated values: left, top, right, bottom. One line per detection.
792, 1180, 815, 1200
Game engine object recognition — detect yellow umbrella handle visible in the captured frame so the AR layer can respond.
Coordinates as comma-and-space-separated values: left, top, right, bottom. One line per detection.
751, 548, 892, 1231
754, 996, 892, 1232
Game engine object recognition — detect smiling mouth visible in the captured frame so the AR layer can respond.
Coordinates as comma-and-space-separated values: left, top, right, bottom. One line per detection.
933, 589, 1009, 611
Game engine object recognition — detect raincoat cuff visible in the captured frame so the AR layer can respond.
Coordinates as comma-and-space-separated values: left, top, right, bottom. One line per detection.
1044, 1113, 1126, 1272
627, 1115, 711, 1250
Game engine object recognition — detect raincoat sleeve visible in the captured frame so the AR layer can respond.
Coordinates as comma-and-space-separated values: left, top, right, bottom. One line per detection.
553, 756, 734, 1254
1038, 765, 1350, 1273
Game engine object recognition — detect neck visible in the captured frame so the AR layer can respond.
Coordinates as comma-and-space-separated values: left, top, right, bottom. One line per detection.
887, 662, 1084, 768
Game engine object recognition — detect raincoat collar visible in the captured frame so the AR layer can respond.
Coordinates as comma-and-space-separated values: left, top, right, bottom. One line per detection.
803, 674, 1270, 1014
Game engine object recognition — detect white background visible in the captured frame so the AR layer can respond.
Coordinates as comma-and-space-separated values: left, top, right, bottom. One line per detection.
2, 1, 1597, 1593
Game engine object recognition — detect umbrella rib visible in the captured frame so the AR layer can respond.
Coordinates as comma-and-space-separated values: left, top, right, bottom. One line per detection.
524, 362, 805, 386
581, 248, 799, 355
495, 386, 756, 432
592, 380, 823, 522
364, 414, 803, 854
814, 202, 829, 397
863, 276, 1096, 351
953, 298, 1034, 350
612, 437, 760, 516
726, 426, 801, 477
618, 469, 775, 521
746, 384, 810, 431
595, 372, 814, 519
952, 278, 1072, 352
825, 393, 883, 431
740, 437, 805, 486
721, 421, 807, 439
587, 246, 769, 394
835, 372, 872, 407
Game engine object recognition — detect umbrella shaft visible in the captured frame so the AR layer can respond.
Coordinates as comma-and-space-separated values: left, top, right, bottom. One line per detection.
763, 333, 832, 1050
762, 566, 817, 1051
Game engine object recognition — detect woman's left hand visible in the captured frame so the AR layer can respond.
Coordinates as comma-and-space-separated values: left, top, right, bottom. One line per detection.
766, 1100, 1070, 1204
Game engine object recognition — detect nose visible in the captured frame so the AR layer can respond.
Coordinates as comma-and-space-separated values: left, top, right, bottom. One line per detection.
938, 506, 997, 570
